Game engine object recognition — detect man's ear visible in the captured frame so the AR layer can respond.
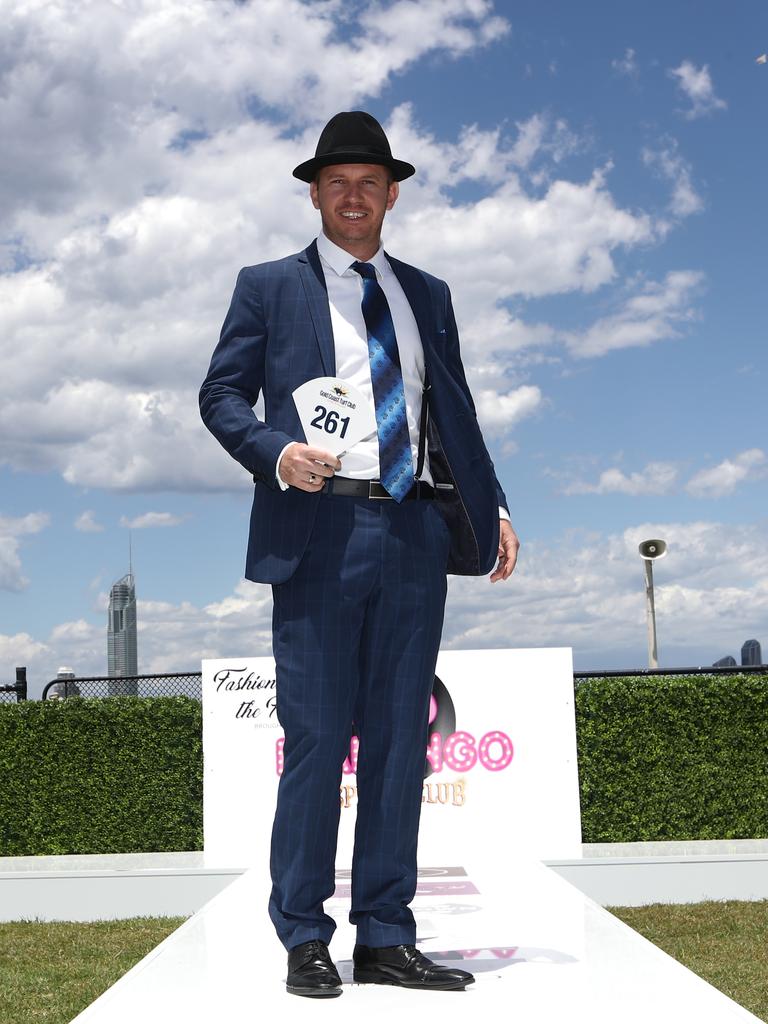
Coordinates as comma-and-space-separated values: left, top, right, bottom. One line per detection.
386, 180, 399, 212
310, 180, 320, 210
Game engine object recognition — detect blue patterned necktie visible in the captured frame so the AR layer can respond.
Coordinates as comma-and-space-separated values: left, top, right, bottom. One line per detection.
352, 261, 415, 502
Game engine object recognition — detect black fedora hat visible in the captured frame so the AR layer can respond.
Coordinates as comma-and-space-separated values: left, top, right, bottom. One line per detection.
293, 111, 415, 183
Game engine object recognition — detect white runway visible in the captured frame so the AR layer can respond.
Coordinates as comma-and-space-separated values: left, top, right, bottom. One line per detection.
71, 858, 761, 1023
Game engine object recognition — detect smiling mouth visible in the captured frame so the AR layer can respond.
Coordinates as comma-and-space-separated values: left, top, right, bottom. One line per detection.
340, 211, 367, 219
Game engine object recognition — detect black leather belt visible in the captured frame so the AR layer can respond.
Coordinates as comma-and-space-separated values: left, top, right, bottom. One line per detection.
324, 477, 436, 500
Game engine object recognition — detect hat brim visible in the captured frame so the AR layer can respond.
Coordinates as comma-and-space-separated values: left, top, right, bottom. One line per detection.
292, 152, 415, 183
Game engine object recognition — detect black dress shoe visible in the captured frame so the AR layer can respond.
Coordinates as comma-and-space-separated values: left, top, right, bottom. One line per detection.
286, 939, 342, 998
353, 943, 474, 990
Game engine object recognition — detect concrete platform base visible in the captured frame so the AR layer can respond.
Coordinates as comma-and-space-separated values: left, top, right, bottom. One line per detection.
3, 840, 768, 922
552, 838, 768, 907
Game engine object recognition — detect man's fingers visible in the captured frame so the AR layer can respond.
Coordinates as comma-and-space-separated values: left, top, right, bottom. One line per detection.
290, 472, 327, 494
304, 447, 342, 471
491, 522, 520, 582
281, 443, 342, 490
296, 466, 329, 488
502, 540, 518, 577
503, 547, 518, 577
304, 460, 336, 479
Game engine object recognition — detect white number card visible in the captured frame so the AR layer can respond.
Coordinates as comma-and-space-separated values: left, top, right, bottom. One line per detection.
292, 377, 377, 456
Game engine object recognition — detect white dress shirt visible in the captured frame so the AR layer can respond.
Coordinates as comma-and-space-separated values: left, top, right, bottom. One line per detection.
276, 232, 510, 523
277, 231, 433, 486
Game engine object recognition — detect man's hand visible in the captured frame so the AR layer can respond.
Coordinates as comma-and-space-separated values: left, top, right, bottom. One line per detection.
490, 520, 519, 583
279, 443, 341, 493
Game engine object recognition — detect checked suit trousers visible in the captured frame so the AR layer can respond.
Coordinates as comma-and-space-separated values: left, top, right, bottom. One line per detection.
267, 491, 450, 950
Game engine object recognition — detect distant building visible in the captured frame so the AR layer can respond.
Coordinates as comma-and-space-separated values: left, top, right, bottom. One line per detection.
47, 666, 81, 700
713, 640, 763, 669
108, 572, 138, 695
741, 639, 762, 666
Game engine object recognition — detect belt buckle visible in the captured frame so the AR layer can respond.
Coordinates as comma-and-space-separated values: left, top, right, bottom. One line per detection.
368, 481, 390, 500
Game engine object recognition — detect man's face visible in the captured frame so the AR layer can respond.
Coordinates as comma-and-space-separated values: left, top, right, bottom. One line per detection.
310, 163, 399, 256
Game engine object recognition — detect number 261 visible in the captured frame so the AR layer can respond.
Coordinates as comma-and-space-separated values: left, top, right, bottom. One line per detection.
310, 405, 350, 438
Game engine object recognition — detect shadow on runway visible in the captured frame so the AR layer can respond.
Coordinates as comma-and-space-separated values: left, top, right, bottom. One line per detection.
334, 944, 577, 982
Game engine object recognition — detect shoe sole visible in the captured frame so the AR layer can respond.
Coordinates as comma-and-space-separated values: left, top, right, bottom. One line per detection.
353, 969, 472, 991
286, 984, 342, 998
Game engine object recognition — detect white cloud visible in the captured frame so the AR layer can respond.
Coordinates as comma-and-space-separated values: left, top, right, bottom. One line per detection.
441, 519, 768, 667
503, 113, 581, 171
391, 155, 656, 306
612, 48, 638, 78
119, 512, 187, 529
381, 105, 583, 192
50, 619, 98, 644
668, 60, 727, 119
462, 309, 557, 357
359, 0, 510, 62
475, 386, 542, 437
686, 449, 767, 498
564, 462, 678, 496
0, 2, 697, 489
0, 513, 50, 592
0, 633, 50, 680
508, 114, 547, 168
74, 510, 104, 533
0, 107, 663, 483
470, 267, 704, 365
0, 0, 509, 227
556, 449, 768, 500
0, 513, 49, 536
642, 140, 704, 218
0, 378, 246, 493
563, 270, 704, 358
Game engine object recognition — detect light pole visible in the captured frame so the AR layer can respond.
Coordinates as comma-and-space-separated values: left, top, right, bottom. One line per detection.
638, 539, 667, 669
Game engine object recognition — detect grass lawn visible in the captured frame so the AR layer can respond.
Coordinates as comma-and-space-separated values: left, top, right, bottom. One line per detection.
609, 900, 768, 1022
0, 916, 186, 1024
1, 902, 766, 1022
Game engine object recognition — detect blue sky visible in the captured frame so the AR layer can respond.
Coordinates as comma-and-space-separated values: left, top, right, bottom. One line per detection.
1, 0, 767, 695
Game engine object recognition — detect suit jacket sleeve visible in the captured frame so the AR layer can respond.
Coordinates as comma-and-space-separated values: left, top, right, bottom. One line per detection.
199, 268, 295, 487
442, 283, 510, 516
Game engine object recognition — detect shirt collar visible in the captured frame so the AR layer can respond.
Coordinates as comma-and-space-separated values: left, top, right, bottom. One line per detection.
316, 231, 390, 279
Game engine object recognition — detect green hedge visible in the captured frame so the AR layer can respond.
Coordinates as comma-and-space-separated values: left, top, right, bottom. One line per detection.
0, 697, 202, 856
0, 676, 766, 855
576, 674, 768, 843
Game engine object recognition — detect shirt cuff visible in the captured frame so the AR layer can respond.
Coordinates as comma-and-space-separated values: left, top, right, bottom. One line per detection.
275, 442, 296, 491
499, 507, 510, 523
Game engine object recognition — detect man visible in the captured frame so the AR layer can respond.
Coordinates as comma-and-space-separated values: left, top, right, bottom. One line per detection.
200, 111, 519, 998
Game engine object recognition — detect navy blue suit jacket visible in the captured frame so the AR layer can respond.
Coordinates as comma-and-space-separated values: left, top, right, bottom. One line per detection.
199, 241, 509, 583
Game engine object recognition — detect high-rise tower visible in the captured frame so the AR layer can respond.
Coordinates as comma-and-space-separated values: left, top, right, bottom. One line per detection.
107, 572, 138, 694
741, 639, 762, 666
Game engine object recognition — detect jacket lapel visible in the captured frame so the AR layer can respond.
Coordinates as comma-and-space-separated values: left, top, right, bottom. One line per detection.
386, 254, 437, 382
298, 240, 335, 377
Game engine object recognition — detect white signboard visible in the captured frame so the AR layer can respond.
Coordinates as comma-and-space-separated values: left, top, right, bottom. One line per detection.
202, 648, 581, 872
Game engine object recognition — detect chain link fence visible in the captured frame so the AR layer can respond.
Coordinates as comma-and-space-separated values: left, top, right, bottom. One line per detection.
18, 661, 765, 702
41, 671, 202, 701
0, 668, 27, 703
